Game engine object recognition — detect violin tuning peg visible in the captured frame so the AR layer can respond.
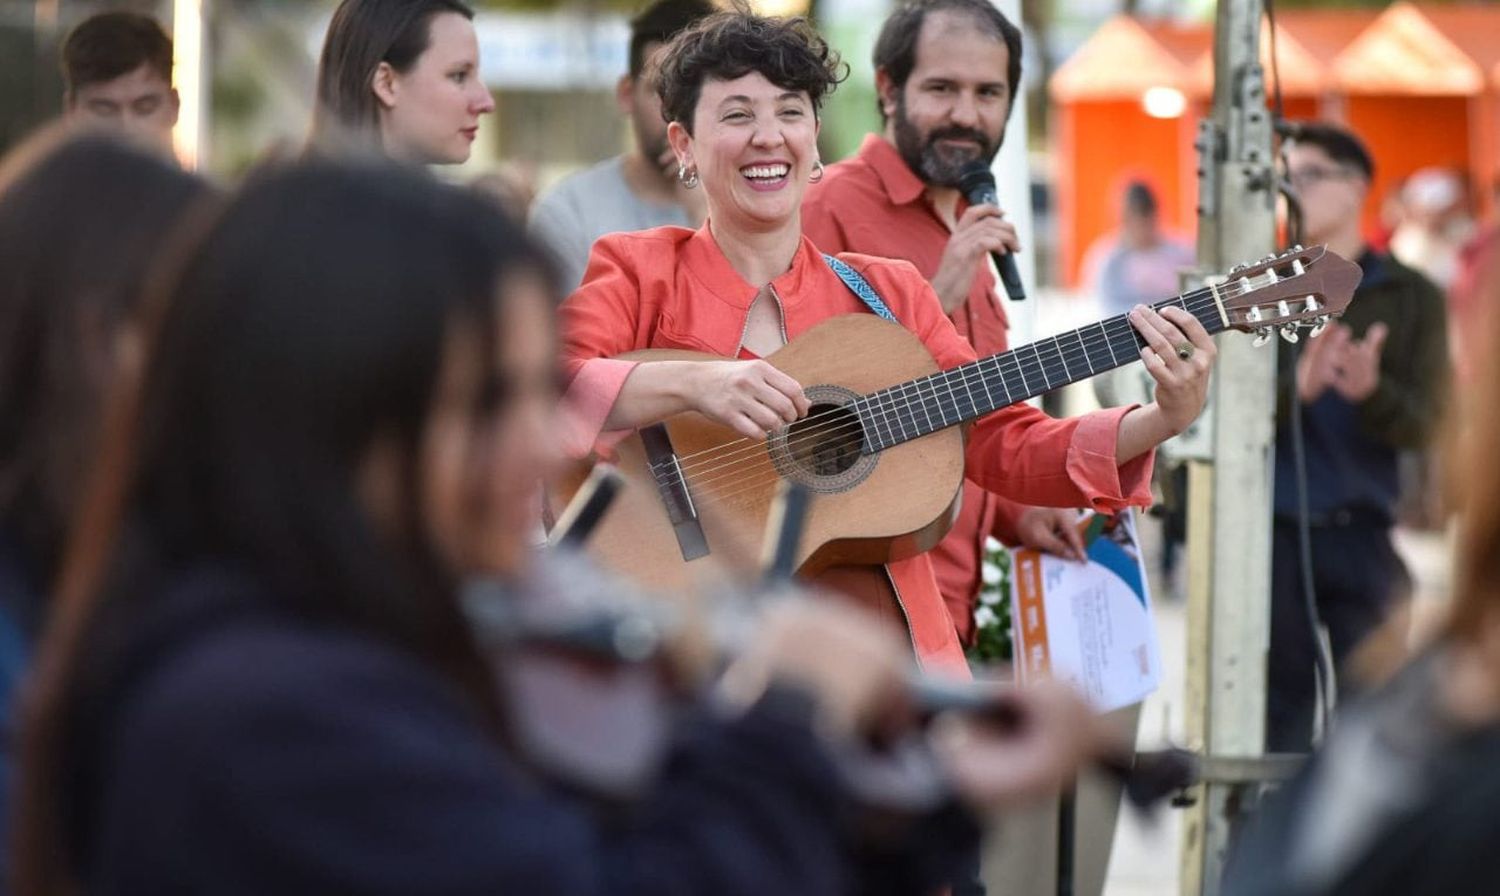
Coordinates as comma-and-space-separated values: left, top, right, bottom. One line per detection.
1279, 323, 1300, 344
1253, 327, 1272, 347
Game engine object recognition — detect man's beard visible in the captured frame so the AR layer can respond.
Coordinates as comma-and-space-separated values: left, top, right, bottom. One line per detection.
891, 94, 1000, 189
632, 112, 672, 179
638, 130, 670, 170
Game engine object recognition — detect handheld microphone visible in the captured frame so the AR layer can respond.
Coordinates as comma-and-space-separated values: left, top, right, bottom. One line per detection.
956, 160, 1026, 302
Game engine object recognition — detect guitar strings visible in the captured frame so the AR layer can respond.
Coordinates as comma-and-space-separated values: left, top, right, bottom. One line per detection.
686, 262, 1314, 478
667, 293, 1229, 498
666, 280, 1286, 506
657, 285, 1250, 500
685, 301, 1321, 505
654, 291, 1221, 485
651, 280, 1257, 490
685, 343, 1159, 508
672, 276, 1324, 509
650, 275, 1262, 481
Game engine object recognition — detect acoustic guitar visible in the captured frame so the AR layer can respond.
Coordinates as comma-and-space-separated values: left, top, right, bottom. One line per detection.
554, 246, 1361, 592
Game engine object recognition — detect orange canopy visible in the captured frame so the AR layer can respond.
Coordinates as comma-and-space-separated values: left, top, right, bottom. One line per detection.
1053, 12, 1378, 102
1185, 9, 1377, 99
1049, 16, 1198, 103
1332, 2, 1495, 96
1047, 6, 1500, 286
1329, 3, 1500, 227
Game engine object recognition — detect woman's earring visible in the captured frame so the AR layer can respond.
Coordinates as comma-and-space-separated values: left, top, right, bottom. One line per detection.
809, 159, 825, 184
677, 164, 700, 189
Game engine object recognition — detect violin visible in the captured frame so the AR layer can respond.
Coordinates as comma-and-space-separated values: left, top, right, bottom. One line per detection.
464, 464, 1198, 813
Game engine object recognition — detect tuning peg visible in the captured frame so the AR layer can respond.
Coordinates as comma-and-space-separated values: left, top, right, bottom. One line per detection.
1279, 323, 1300, 344
1230, 263, 1247, 275
1262, 254, 1278, 263
1309, 316, 1330, 338
1292, 244, 1304, 252
1253, 327, 1273, 347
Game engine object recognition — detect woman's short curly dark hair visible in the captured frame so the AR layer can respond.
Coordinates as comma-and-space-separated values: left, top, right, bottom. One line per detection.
654, 11, 847, 133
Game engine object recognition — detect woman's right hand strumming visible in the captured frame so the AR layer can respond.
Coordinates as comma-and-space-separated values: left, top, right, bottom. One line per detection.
606, 359, 810, 441
695, 360, 811, 439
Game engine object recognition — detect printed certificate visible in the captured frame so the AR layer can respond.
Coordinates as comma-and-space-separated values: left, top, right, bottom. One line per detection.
1010, 510, 1161, 712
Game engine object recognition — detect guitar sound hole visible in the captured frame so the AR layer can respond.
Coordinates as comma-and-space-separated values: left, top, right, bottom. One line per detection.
785, 403, 863, 477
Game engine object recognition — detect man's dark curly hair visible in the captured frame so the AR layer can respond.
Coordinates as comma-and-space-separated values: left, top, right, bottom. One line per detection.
654, 11, 847, 133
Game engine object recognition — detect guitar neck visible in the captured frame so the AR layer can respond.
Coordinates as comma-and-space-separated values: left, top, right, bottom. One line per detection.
855, 287, 1227, 453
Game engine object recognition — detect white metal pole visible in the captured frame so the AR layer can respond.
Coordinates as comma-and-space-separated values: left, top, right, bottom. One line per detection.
991, 0, 1036, 346
1180, 0, 1277, 891
172, 0, 208, 170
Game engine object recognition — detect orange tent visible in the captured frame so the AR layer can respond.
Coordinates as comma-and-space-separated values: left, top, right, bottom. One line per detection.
1043, 7, 1500, 287
1049, 16, 1204, 288
1330, 2, 1500, 228
1184, 9, 1376, 110
1048, 11, 1375, 286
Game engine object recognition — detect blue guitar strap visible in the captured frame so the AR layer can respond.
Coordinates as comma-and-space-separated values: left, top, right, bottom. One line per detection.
823, 254, 899, 325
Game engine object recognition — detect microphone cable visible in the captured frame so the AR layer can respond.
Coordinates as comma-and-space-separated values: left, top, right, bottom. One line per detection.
1268, 0, 1337, 744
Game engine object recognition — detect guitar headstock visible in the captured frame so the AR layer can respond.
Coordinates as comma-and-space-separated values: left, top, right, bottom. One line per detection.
1210, 245, 1362, 346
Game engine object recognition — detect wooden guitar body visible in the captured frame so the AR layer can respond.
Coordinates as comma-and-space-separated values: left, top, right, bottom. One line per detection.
555, 315, 965, 592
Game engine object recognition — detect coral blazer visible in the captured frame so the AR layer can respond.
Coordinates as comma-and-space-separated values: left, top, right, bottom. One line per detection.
559, 224, 1152, 676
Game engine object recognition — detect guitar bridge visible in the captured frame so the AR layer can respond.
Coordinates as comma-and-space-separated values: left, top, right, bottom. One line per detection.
640, 424, 709, 562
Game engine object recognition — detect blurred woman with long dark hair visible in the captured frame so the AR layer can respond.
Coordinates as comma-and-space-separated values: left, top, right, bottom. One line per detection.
11, 159, 1106, 894
0, 130, 206, 635
308, 0, 495, 164
0, 128, 207, 886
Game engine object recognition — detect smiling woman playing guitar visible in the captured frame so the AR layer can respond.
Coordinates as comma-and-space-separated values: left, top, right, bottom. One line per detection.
559, 10, 1217, 676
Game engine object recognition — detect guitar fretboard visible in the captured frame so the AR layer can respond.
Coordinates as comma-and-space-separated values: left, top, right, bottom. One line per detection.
854, 289, 1227, 454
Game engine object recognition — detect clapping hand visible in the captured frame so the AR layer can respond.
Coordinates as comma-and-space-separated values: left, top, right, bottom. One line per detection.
1297, 322, 1388, 404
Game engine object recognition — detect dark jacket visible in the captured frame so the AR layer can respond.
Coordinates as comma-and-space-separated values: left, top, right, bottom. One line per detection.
0, 530, 40, 896
67, 566, 977, 895
1274, 250, 1449, 520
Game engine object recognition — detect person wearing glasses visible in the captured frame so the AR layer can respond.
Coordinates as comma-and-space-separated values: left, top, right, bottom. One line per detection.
1267, 122, 1451, 752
